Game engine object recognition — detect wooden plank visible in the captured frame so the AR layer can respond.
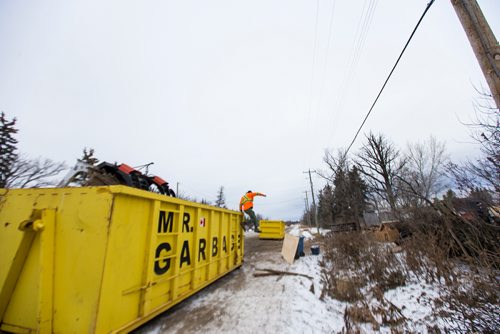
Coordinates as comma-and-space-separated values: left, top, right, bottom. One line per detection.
281, 234, 299, 264
254, 268, 313, 279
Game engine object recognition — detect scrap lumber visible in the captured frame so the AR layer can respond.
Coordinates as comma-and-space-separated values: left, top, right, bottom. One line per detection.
253, 268, 313, 280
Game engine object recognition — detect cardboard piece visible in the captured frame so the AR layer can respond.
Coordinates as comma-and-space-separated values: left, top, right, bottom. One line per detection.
374, 223, 399, 242
281, 234, 299, 264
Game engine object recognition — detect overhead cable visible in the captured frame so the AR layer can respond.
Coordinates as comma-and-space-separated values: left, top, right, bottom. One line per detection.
304, 0, 321, 168
318, 0, 337, 107
345, 0, 436, 155
329, 0, 378, 140
307, 0, 321, 128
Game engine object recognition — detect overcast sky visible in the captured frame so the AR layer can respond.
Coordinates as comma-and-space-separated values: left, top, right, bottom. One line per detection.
1, 0, 499, 221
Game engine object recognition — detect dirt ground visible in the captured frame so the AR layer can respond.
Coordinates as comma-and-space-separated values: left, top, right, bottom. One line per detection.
133, 234, 290, 334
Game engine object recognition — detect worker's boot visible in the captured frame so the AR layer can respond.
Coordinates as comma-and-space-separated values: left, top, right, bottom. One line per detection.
255, 225, 261, 233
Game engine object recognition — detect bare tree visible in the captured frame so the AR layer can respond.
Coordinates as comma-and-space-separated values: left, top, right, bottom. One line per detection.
7, 155, 66, 188
400, 136, 449, 207
355, 132, 406, 211
319, 149, 351, 225
406, 92, 500, 270
319, 148, 350, 183
0, 112, 66, 189
448, 95, 499, 204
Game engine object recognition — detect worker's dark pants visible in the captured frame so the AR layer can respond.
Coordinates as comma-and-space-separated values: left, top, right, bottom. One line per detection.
244, 208, 259, 230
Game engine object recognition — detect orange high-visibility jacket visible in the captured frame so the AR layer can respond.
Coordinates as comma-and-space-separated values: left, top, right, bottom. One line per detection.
239, 192, 265, 211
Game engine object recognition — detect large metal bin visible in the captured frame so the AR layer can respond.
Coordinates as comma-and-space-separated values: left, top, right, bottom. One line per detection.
259, 220, 285, 240
0, 186, 244, 333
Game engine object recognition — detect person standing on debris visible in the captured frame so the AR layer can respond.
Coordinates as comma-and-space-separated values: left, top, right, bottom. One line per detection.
240, 190, 267, 232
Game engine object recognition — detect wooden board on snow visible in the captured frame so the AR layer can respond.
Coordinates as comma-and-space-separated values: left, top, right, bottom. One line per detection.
281, 234, 299, 264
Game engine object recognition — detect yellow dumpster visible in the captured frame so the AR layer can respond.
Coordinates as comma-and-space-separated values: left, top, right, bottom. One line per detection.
259, 220, 285, 240
0, 186, 244, 333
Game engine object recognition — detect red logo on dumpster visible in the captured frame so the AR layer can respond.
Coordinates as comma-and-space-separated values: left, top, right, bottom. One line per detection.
199, 217, 206, 227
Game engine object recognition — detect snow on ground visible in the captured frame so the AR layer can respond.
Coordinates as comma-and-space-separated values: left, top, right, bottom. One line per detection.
384, 282, 443, 331
139, 233, 343, 334
136, 226, 450, 333
193, 251, 342, 333
287, 225, 328, 240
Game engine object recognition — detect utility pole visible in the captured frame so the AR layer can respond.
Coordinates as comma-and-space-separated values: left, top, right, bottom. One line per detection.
176, 182, 180, 197
451, 0, 500, 108
303, 169, 319, 234
304, 191, 310, 226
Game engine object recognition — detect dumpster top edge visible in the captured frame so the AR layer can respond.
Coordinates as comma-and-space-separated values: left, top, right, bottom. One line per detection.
0, 186, 241, 214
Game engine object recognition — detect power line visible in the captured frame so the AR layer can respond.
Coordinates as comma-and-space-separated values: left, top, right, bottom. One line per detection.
345, 0, 436, 155
305, 0, 321, 168
306, 0, 321, 130
328, 0, 378, 142
348, 0, 378, 80
317, 0, 337, 108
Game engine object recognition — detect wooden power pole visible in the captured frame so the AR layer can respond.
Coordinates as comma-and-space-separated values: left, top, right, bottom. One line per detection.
304, 169, 319, 234
451, 0, 500, 108
304, 191, 310, 226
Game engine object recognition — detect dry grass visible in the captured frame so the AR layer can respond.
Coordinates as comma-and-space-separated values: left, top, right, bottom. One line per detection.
343, 304, 378, 332
437, 274, 500, 333
342, 298, 408, 332
321, 231, 406, 294
400, 228, 500, 332
401, 230, 457, 284
320, 226, 500, 332
320, 231, 409, 331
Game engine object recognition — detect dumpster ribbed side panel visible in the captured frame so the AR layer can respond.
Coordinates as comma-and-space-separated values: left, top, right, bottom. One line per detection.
0, 186, 244, 334
95, 191, 244, 333
0, 188, 114, 333
259, 220, 285, 240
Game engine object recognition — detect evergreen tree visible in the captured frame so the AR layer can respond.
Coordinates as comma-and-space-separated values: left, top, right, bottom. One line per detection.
0, 112, 18, 188
215, 186, 226, 208
81, 147, 99, 166
442, 189, 456, 205
317, 184, 334, 227
347, 166, 369, 228
332, 166, 350, 222
329, 165, 369, 227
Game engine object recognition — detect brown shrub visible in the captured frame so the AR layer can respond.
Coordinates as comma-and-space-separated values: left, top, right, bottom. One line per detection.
401, 202, 500, 271
399, 224, 499, 332
321, 231, 407, 300
343, 304, 378, 332
401, 230, 457, 284
440, 274, 500, 332
331, 278, 363, 303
